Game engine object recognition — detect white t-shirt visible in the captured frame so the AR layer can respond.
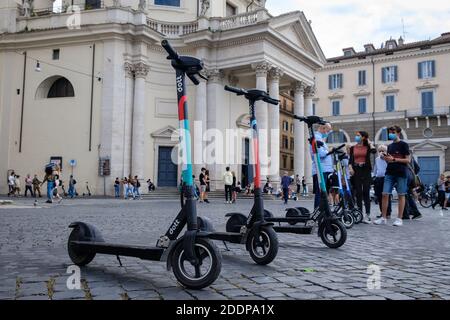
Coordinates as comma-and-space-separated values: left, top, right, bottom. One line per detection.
8, 175, 15, 186
223, 171, 233, 186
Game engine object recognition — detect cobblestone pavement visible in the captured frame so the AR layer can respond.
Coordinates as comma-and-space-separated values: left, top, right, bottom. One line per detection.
0, 196, 449, 300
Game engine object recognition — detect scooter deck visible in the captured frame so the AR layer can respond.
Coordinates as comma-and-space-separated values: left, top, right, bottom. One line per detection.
207, 232, 243, 244
272, 225, 313, 234
266, 217, 311, 223
71, 241, 165, 261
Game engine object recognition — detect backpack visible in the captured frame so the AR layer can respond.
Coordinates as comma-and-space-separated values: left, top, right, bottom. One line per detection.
45, 163, 55, 175
72, 179, 77, 185
224, 172, 233, 185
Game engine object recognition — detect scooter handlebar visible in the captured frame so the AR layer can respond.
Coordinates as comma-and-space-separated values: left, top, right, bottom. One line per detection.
327, 143, 346, 156
263, 96, 280, 105
161, 40, 179, 61
224, 85, 246, 95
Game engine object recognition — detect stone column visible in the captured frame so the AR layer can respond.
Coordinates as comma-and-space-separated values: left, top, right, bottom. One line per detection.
293, 81, 306, 180
304, 86, 315, 185
206, 69, 224, 190
253, 61, 271, 184
268, 67, 283, 186
194, 73, 207, 176
123, 62, 134, 178
131, 62, 149, 179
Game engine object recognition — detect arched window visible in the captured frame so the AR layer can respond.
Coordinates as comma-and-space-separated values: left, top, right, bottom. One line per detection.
327, 130, 348, 144
47, 78, 74, 98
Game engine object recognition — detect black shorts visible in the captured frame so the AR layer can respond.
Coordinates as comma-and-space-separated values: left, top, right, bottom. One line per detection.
328, 173, 339, 188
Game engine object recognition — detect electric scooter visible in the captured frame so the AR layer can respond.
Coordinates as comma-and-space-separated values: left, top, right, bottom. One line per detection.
327, 145, 363, 226
66, 40, 222, 290
208, 85, 279, 265
260, 116, 348, 248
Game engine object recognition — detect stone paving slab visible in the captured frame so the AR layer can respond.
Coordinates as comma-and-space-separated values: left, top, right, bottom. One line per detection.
0, 197, 449, 300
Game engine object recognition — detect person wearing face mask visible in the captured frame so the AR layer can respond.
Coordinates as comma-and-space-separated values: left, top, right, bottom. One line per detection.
348, 131, 377, 223
311, 122, 334, 209
374, 126, 411, 227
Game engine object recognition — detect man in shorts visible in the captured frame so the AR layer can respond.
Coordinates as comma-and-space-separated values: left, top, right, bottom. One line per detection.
374, 126, 410, 227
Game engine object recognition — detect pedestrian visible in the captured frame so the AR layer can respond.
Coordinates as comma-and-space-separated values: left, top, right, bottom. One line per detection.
14, 175, 21, 197
403, 155, 422, 220
311, 122, 333, 209
432, 174, 447, 210
114, 177, 120, 198
123, 177, 129, 199
223, 167, 233, 204
32, 174, 42, 198
204, 169, 210, 203
374, 125, 411, 227
263, 179, 273, 194
281, 171, 292, 204
199, 168, 207, 203
231, 171, 237, 203
302, 176, 307, 196
295, 174, 301, 194
68, 175, 77, 198
134, 175, 142, 199
24, 174, 34, 197
444, 176, 450, 210
41, 169, 55, 203
7, 171, 16, 197
328, 172, 340, 206
52, 174, 63, 203
348, 131, 377, 223
373, 145, 392, 218
128, 175, 136, 200
146, 178, 155, 193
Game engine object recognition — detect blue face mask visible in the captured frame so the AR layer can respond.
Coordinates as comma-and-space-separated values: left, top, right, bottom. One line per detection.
388, 133, 397, 141
355, 136, 362, 143
322, 132, 329, 139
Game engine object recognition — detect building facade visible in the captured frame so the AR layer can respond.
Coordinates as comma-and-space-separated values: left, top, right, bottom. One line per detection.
279, 93, 295, 175
313, 34, 450, 185
0, 0, 325, 195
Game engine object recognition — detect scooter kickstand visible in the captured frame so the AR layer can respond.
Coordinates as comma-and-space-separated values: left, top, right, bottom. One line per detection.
116, 255, 123, 267
223, 241, 230, 251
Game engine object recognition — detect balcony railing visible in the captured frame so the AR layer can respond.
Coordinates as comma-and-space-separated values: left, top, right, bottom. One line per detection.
20, 1, 105, 17
146, 18, 198, 37
404, 106, 450, 118
146, 9, 270, 38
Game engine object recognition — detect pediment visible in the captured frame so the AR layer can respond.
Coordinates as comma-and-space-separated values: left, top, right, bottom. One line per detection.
412, 140, 448, 152
271, 13, 326, 63
151, 125, 178, 138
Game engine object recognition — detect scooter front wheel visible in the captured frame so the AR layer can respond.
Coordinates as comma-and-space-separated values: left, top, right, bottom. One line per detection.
247, 226, 278, 265
319, 220, 347, 249
352, 209, 364, 224
171, 238, 221, 290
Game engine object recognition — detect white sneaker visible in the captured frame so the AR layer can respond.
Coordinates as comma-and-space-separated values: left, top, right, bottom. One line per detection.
373, 217, 387, 225
393, 218, 403, 227
362, 215, 371, 224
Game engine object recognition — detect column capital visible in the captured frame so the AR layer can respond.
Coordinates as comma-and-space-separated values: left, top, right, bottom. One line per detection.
268, 67, 284, 81
205, 68, 224, 83
305, 85, 316, 98
134, 62, 150, 79
292, 81, 307, 95
228, 74, 239, 87
124, 62, 135, 78
252, 61, 272, 77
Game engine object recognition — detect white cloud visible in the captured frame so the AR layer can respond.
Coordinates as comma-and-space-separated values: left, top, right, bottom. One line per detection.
266, 0, 450, 57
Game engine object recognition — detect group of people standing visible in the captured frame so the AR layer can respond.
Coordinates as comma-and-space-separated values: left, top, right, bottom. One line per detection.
114, 176, 145, 200
310, 123, 419, 227
7, 170, 79, 203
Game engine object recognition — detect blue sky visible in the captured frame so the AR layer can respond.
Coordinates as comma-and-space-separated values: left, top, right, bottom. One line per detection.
266, 0, 450, 58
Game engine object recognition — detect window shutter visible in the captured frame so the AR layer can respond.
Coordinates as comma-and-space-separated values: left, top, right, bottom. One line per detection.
382, 68, 386, 83
339, 74, 343, 88
418, 62, 423, 79
329, 75, 332, 90
394, 66, 398, 82
431, 61, 436, 77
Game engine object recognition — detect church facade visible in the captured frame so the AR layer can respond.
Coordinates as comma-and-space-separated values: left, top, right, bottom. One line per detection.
0, 0, 325, 195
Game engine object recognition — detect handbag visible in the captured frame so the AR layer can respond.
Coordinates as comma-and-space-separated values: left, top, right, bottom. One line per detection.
407, 161, 422, 188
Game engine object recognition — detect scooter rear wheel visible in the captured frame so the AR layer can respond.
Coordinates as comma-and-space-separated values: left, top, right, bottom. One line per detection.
341, 211, 354, 229
247, 226, 278, 265
67, 228, 96, 266
171, 238, 221, 290
352, 209, 364, 224
319, 220, 347, 249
